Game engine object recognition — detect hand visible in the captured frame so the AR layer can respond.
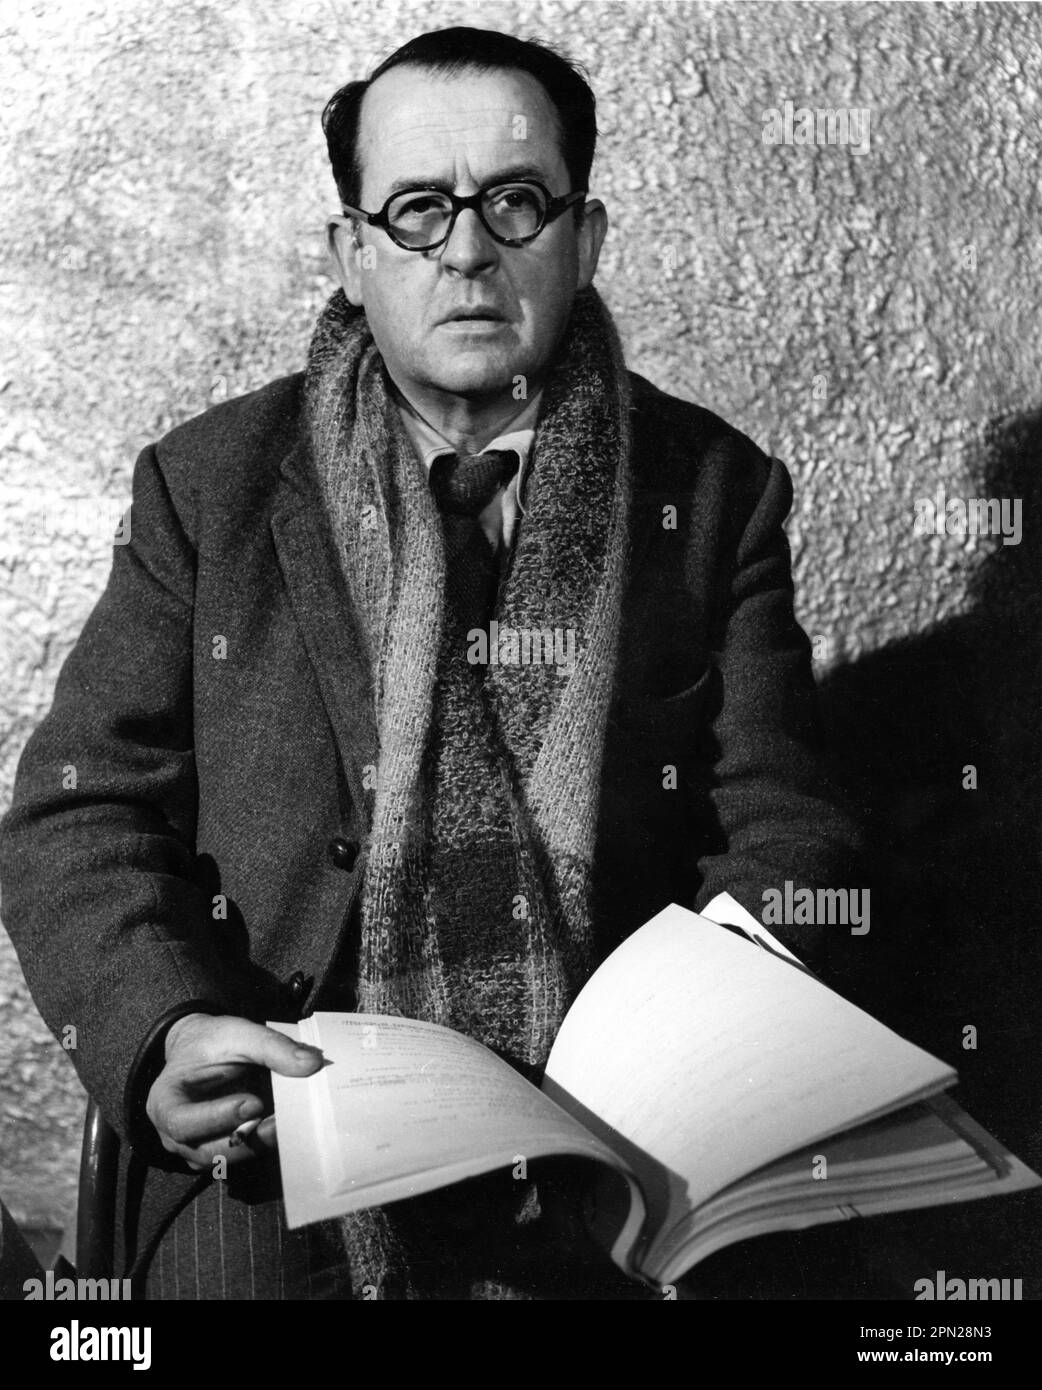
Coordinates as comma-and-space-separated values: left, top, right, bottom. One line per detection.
145, 1012, 324, 1171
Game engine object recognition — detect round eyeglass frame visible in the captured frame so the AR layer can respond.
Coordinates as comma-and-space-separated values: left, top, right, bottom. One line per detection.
340, 180, 587, 251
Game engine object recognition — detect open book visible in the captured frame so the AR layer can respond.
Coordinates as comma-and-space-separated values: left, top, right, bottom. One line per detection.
270, 903, 1040, 1288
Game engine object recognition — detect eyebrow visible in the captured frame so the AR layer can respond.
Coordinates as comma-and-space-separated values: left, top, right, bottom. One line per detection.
382, 165, 556, 198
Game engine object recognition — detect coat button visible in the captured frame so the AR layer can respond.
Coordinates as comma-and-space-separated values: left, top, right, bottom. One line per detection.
328, 836, 360, 871
285, 971, 309, 1005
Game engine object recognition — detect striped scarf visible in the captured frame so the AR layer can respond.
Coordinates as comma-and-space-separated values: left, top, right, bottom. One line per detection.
305, 284, 632, 1297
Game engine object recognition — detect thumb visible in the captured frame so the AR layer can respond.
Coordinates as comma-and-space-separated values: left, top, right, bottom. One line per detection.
210, 1018, 326, 1077
257, 1026, 326, 1078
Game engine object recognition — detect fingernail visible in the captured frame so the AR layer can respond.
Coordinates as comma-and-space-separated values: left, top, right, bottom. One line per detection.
294, 1046, 322, 1063
238, 1099, 261, 1120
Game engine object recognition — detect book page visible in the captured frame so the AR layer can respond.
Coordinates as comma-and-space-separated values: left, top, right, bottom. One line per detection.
270, 1013, 644, 1234
541, 904, 956, 1270
651, 1096, 1041, 1284
701, 890, 808, 967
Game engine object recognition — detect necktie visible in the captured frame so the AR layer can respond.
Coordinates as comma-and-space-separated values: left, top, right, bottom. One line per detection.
429, 449, 520, 637
429, 449, 520, 517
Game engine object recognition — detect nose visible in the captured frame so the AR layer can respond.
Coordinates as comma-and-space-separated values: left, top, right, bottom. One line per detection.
439, 206, 499, 276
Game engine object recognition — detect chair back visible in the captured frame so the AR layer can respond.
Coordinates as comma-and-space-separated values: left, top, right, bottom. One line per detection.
76, 1097, 119, 1278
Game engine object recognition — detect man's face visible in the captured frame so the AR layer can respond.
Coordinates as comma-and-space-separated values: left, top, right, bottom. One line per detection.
330, 65, 606, 407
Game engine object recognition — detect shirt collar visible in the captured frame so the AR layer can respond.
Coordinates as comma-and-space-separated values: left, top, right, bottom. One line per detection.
394, 388, 541, 513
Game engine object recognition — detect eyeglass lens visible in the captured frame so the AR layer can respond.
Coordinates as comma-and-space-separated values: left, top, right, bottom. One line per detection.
386, 183, 549, 246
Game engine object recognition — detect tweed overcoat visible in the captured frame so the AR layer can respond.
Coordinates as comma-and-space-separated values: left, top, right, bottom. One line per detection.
0, 364, 859, 1282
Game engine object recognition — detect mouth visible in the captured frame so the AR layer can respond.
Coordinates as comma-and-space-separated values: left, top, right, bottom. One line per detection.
438, 309, 507, 325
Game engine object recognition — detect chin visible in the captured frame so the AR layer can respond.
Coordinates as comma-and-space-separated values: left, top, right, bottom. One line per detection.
423, 356, 521, 399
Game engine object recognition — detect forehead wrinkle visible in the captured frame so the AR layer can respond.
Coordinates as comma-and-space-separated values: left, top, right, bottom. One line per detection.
381, 125, 532, 158
376, 113, 555, 162
368, 136, 560, 201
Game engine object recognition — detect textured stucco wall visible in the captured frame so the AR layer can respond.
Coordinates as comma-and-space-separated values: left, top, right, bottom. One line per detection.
2, 0, 1040, 1234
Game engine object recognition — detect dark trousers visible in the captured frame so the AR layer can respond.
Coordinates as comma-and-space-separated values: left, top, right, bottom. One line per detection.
141, 1158, 652, 1300
144, 1176, 353, 1300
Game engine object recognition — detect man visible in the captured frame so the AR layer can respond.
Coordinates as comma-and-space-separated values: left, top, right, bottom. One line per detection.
0, 27, 858, 1299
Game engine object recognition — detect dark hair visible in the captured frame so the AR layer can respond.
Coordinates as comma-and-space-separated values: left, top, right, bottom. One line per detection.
321, 26, 597, 212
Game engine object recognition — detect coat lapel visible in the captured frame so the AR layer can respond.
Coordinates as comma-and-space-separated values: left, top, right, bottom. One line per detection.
621, 393, 664, 576
270, 438, 377, 828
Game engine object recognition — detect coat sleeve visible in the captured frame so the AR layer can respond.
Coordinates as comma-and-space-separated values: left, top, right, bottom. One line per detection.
692, 455, 864, 965
0, 441, 236, 1147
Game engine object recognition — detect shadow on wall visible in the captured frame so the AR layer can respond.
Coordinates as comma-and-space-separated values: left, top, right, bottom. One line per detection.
816, 405, 1042, 1285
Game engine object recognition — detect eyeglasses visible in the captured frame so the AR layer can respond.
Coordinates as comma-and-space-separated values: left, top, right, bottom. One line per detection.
341, 180, 586, 252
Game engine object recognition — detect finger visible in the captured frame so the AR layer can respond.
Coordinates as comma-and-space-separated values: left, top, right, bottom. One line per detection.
173, 1133, 269, 1172
253, 1114, 277, 1151
158, 1090, 267, 1149
181, 1114, 277, 1170
174, 1061, 268, 1101
178, 1017, 326, 1077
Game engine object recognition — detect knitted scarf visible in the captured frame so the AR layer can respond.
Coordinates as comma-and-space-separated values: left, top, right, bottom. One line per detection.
305, 284, 632, 1297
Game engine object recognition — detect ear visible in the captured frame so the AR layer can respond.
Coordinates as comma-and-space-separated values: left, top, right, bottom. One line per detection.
327, 214, 367, 306
575, 199, 608, 291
